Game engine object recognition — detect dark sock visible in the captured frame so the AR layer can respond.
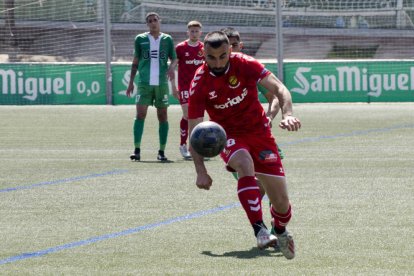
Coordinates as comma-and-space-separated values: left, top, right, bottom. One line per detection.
252, 221, 266, 237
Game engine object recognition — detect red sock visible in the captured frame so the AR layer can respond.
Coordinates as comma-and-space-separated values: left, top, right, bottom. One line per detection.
270, 203, 292, 232
180, 118, 188, 145
237, 176, 263, 225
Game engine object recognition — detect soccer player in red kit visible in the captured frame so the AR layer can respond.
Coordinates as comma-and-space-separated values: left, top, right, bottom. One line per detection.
173, 21, 204, 159
188, 31, 301, 259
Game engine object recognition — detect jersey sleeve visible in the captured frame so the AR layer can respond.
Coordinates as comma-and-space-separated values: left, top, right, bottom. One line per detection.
242, 54, 271, 82
175, 44, 181, 59
188, 67, 206, 119
167, 35, 177, 60
133, 35, 141, 58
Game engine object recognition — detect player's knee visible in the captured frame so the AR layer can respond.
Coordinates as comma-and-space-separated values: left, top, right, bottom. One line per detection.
136, 113, 146, 120
271, 196, 290, 212
229, 152, 254, 175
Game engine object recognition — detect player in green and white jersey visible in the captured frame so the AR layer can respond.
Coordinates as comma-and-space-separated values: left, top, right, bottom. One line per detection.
126, 12, 177, 161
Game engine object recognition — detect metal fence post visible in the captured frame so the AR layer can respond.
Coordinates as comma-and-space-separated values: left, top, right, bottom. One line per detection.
103, 0, 113, 105
275, 0, 284, 82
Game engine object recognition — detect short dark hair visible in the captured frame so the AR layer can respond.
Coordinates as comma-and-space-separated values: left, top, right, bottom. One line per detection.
145, 12, 160, 22
220, 27, 240, 41
204, 31, 229, 49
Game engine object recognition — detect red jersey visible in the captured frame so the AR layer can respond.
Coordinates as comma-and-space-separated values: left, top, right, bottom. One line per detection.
175, 40, 204, 91
188, 53, 272, 136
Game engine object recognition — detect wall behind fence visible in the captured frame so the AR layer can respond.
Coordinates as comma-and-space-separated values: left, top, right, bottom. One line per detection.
1, 61, 413, 105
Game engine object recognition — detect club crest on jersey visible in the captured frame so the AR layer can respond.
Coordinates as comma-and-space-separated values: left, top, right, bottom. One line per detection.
198, 50, 203, 57
259, 150, 278, 163
228, 76, 240, 89
209, 91, 217, 99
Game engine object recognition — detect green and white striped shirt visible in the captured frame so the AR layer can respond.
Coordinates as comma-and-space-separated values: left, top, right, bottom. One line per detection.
134, 32, 176, 86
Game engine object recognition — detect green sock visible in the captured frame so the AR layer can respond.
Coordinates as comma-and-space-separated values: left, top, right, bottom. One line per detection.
231, 172, 239, 181
159, 121, 169, 151
133, 118, 145, 148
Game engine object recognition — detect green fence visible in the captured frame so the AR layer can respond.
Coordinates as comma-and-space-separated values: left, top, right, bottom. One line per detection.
285, 61, 414, 103
0, 64, 106, 105
1, 61, 413, 105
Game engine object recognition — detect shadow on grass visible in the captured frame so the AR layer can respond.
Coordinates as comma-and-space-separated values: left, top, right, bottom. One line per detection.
131, 160, 175, 164
201, 247, 283, 259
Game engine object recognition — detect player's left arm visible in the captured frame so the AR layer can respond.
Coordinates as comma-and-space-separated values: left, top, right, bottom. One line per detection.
259, 73, 301, 131
264, 91, 280, 127
167, 36, 178, 83
168, 58, 178, 96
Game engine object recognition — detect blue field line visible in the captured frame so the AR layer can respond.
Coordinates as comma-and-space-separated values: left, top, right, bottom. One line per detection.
0, 169, 129, 193
279, 123, 414, 147
0, 202, 240, 265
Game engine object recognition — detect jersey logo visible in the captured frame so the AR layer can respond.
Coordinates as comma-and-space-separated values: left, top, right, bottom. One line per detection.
214, 88, 248, 109
185, 59, 203, 66
258, 150, 278, 163
185, 52, 190, 56
228, 75, 240, 89
197, 50, 203, 57
151, 50, 158, 59
208, 91, 217, 99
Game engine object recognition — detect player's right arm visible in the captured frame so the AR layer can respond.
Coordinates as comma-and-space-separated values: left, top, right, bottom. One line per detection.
188, 118, 212, 190
127, 36, 141, 97
126, 56, 139, 97
188, 67, 212, 190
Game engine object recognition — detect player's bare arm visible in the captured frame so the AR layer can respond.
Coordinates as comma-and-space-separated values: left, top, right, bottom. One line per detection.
264, 92, 280, 127
169, 58, 179, 99
126, 57, 139, 97
168, 58, 178, 81
259, 73, 301, 131
189, 118, 212, 190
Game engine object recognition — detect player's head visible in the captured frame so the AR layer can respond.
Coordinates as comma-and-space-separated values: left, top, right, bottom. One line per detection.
203, 31, 230, 76
187, 20, 203, 43
145, 12, 161, 33
220, 27, 243, 52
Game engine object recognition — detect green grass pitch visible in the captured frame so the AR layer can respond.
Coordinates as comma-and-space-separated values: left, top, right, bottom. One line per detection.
0, 103, 413, 275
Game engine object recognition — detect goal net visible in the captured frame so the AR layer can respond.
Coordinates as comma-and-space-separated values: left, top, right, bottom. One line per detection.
1, 0, 413, 62
1, 0, 414, 104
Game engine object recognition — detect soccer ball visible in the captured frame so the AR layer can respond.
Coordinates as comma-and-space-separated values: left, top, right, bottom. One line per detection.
190, 121, 227, 158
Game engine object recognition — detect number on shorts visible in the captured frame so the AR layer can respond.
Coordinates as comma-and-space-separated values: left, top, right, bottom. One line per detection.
226, 138, 235, 147
180, 90, 189, 100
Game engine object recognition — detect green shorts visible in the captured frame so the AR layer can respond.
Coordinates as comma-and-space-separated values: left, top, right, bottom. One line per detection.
136, 84, 170, 108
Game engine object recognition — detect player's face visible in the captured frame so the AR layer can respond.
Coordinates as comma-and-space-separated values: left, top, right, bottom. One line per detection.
228, 37, 243, 52
146, 15, 160, 33
188, 27, 202, 43
204, 43, 230, 76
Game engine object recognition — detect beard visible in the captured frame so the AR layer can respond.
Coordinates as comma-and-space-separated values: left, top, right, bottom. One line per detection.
209, 61, 229, 76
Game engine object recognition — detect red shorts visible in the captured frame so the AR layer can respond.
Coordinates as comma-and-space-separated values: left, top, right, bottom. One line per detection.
178, 90, 190, 105
219, 133, 285, 177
